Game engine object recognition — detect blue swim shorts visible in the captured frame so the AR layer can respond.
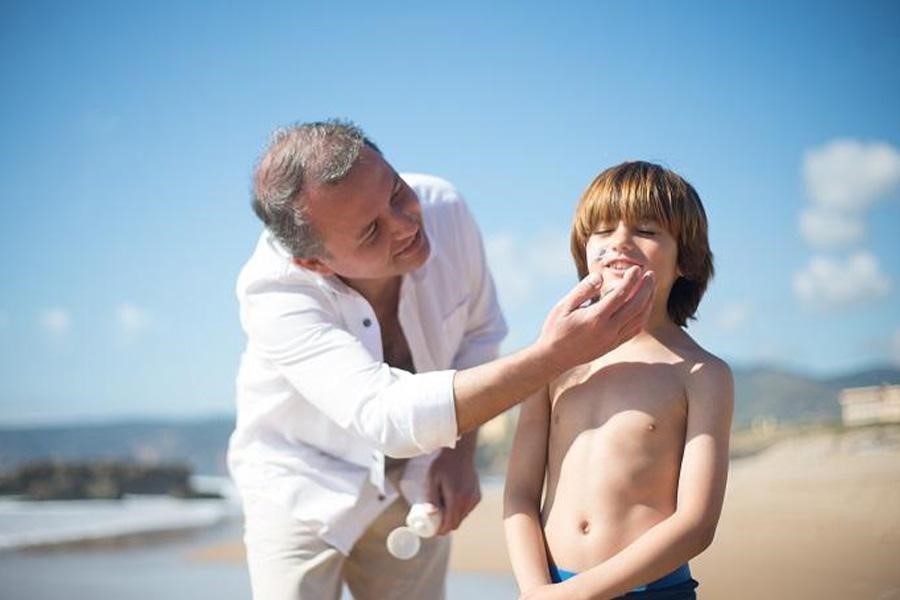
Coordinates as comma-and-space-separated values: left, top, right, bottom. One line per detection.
548, 563, 698, 599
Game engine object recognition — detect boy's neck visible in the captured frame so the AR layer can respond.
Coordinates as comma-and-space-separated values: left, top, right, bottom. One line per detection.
639, 309, 683, 340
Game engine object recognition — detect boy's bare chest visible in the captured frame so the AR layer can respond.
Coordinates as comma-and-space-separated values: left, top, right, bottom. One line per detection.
549, 360, 688, 435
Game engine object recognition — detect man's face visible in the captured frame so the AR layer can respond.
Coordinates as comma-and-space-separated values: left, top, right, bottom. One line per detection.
296, 146, 430, 283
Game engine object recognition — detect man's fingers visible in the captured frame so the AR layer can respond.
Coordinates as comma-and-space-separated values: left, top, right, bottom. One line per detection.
435, 489, 480, 535
587, 266, 644, 316
616, 286, 654, 341
561, 272, 604, 313
425, 474, 443, 514
437, 495, 460, 534
610, 270, 655, 322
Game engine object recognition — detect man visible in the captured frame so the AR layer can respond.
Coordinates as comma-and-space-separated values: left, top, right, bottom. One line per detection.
228, 120, 655, 600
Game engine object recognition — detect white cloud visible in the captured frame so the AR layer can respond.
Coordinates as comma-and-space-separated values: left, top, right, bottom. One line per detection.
485, 230, 574, 305
798, 208, 865, 248
793, 252, 891, 308
713, 303, 752, 332
40, 308, 71, 335
803, 139, 900, 212
115, 303, 151, 335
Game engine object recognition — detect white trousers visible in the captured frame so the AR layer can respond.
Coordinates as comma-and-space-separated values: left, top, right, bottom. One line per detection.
243, 493, 451, 600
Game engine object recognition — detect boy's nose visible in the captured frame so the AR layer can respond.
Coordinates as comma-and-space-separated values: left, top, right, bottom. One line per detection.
607, 224, 633, 249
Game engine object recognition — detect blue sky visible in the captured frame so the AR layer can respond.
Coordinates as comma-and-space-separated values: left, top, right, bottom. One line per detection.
1, 1, 898, 424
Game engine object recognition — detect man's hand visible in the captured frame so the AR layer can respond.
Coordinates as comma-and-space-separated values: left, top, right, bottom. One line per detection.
426, 432, 481, 535
451, 267, 655, 436
538, 267, 655, 374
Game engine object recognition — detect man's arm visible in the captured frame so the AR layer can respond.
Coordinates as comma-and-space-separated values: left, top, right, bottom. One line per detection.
503, 386, 553, 593
247, 266, 654, 458
524, 358, 734, 600
453, 267, 655, 435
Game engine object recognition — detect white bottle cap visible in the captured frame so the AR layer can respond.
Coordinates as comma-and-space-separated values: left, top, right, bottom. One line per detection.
386, 526, 421, 560
406, 502, 441, 539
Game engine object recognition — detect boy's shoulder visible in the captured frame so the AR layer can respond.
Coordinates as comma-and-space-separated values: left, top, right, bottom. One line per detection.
682, 337, 729, 371
677, 337, 733, 403
661, 329, 733, 391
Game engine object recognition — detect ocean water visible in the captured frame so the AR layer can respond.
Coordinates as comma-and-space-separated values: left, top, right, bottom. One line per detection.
0, 494, 518, 599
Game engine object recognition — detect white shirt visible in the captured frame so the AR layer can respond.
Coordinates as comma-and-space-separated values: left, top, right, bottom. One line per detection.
228, 174, 507, 553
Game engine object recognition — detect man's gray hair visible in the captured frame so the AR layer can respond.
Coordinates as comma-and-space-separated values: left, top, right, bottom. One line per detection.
251, 119, 380, 258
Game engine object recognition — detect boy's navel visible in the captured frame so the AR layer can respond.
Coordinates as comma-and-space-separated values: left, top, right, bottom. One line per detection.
579, 519, 591, 534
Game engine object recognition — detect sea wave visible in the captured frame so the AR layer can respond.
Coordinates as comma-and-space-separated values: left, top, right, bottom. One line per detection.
0, 477, 240, 551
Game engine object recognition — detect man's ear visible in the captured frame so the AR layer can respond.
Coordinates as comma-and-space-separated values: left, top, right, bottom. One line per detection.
293, 256, 334, 276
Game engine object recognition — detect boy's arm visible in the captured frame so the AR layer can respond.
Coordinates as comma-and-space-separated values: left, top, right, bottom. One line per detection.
503, 385, 553, 593
535, 358, 734, 600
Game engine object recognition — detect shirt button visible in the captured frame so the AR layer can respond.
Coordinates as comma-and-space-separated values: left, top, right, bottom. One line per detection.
362, 318, 372, 327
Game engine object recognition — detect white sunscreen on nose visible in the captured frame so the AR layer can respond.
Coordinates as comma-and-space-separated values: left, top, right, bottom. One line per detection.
591, 247, 607, 263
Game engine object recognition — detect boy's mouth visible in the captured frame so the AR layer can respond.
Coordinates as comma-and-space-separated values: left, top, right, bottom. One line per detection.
603, 257, 642, 272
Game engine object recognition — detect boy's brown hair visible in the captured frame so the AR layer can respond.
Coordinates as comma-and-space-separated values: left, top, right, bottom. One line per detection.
570, 161, 714, 327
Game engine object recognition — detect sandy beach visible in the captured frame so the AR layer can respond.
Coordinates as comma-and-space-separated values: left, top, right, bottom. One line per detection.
192, 426, 900, 599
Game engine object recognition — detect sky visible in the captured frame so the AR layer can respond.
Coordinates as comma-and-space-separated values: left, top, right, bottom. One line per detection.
1, 1, 898, 425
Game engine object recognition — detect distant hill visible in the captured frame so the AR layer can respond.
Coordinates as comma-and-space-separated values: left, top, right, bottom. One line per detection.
0, 416, 235, 476
1, 365, 898, 476
731, 364, 900, 428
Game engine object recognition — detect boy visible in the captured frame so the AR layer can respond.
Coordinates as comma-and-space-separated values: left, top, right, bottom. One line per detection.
504, 162, 733, 600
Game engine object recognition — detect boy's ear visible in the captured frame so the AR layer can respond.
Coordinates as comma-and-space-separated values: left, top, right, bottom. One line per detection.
293, 256, 335, 276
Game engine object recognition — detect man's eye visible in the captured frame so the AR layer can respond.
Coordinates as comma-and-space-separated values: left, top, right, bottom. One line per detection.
364, 222, 379, 242
637, 229, 657, 235
594, 229, 613, 235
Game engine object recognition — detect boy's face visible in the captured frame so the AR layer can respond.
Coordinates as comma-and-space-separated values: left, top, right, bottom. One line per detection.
585, 219, 680, 301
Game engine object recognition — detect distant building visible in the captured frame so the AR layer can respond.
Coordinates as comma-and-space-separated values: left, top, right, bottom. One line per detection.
839, 384, 900, 427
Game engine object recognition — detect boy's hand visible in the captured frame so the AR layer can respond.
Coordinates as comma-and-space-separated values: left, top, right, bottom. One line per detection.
539, 266, 655, 373
519, 583, 576, 600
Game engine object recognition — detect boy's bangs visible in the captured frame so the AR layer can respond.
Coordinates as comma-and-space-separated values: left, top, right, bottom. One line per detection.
587, 185, 677, 234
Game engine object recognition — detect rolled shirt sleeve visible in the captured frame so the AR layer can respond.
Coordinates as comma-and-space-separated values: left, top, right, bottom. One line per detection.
243, 277, 459, 458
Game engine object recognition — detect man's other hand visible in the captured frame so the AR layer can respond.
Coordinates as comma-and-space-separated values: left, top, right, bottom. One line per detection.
426, 439, 481, 535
